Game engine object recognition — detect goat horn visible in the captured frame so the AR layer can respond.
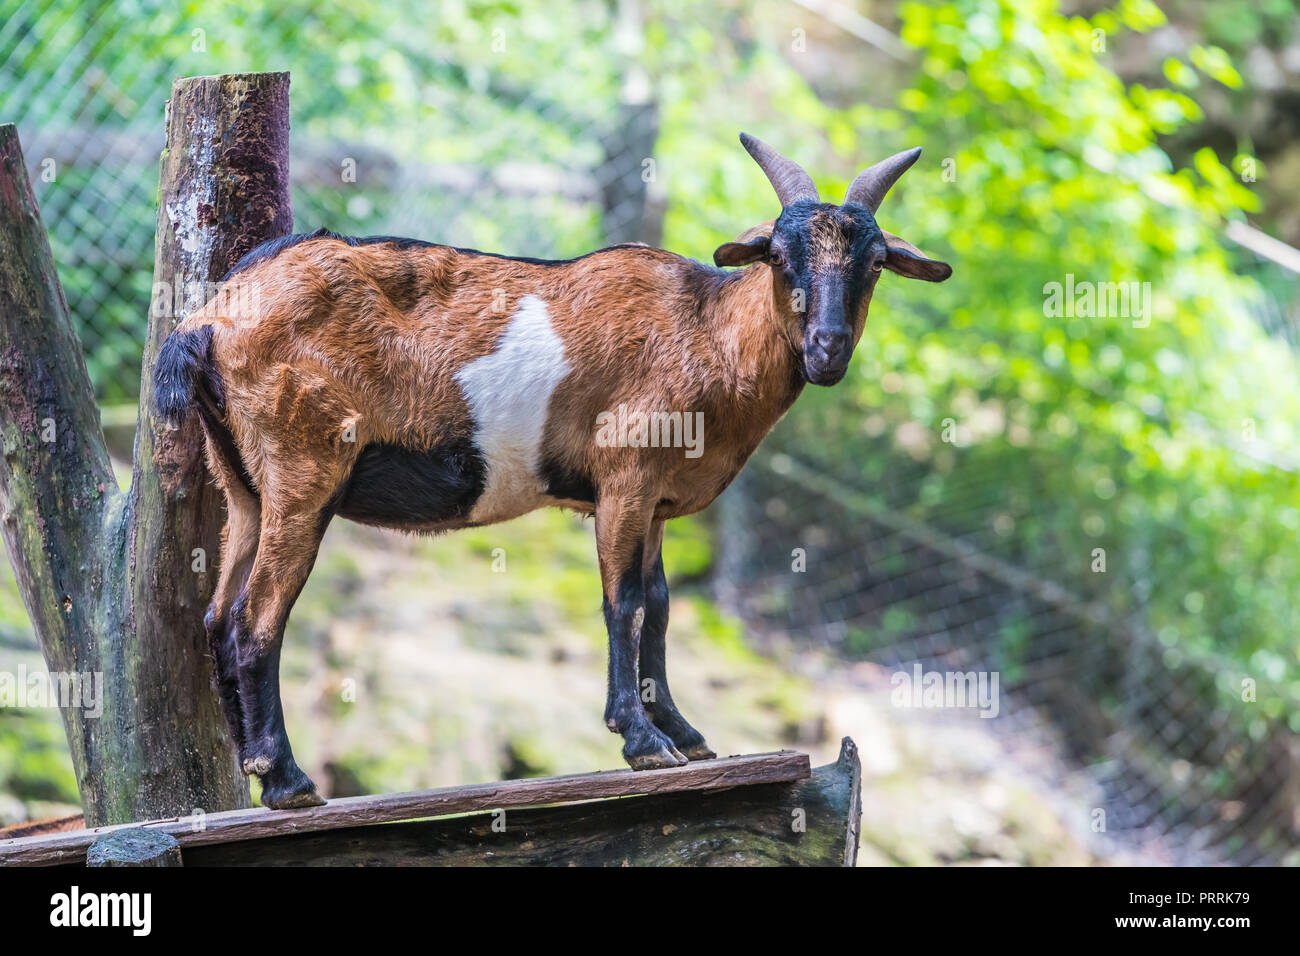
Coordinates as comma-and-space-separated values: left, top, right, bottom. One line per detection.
739, 132, 819, 207
843, 147, 922, 212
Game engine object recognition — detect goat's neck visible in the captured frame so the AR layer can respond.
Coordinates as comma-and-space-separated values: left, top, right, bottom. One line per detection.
703, 263, 805, 430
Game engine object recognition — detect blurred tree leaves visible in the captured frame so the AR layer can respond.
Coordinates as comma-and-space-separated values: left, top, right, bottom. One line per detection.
769, 0, 1298, 720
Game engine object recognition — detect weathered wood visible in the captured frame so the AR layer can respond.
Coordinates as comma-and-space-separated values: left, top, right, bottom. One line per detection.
188, 741, 858, 866
0, 122, 118, 812
0, 72, 292, 827
838, 736, 862, 865
0, 750, 811, 866
86, 828, 182, 867
115, 71, 292, 822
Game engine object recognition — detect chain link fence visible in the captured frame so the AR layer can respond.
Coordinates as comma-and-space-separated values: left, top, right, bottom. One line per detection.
0, 0, 660, 405
715, 423, 1299, 865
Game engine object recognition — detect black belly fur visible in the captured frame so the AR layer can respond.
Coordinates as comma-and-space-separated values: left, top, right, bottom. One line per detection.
337, 440, 487, 526
336, 442, 599, 530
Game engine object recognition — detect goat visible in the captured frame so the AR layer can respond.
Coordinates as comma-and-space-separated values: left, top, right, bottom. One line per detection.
153, 133, 951, 808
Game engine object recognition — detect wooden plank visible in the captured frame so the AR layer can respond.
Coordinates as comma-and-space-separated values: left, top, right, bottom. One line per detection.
186, 739, 859, 867
0, 751, 809, 867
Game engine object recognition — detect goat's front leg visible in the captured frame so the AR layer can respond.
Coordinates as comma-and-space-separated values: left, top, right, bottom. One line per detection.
596, 494, 688, 769
232, 507, 330, 809
639, 521, 716, 760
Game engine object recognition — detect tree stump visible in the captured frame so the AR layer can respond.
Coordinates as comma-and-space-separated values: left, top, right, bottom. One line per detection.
86, 828, 182, 867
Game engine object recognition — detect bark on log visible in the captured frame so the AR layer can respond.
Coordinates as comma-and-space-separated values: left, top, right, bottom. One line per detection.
0, 72, 292, 827
0, 123, 118, 802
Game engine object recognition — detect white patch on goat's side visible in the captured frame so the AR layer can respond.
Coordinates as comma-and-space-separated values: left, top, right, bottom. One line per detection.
455, 295, 571, 523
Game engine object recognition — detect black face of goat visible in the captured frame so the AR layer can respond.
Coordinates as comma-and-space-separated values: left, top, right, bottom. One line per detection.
714, 135, 951, 386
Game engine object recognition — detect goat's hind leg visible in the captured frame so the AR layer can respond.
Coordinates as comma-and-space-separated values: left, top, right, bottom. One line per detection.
233, 506, 332, 809
204, 520, 257, 755
202, 439, 261, 756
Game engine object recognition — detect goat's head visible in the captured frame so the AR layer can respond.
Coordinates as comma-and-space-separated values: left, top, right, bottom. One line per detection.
715, 132, 952, 386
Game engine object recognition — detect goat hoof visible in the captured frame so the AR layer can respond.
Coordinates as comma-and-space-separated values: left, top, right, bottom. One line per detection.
623, 727, 689, 770
680, 743, 717, 761
262, 786, 326, 810
626, 748, 688, 770
648, 712, 715, 760
668, 727, 716, 760
257, 760, 325, 810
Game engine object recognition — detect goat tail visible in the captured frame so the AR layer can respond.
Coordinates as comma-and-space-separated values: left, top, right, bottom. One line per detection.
153, 323, 225, 426
152, 322, 258, 496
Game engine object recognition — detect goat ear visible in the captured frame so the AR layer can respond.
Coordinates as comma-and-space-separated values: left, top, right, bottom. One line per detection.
883, 231, 952, 282
714, 234, 771, 267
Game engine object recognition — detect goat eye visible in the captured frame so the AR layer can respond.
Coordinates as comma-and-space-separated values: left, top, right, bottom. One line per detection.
869, 257, 884, 272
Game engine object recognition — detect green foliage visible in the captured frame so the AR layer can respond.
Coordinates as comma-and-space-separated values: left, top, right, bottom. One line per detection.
776, 0, 1298, 716
0, 709, 79, 805
663, 514, 713, 579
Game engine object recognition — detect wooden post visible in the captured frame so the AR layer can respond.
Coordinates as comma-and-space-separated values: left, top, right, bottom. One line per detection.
0, 123, 118, 811
600, 99, 662, 247
600, 1, 662, 247
0, 72, 292, 827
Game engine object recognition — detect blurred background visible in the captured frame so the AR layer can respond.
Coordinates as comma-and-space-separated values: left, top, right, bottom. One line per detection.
1, 0, 1298, 865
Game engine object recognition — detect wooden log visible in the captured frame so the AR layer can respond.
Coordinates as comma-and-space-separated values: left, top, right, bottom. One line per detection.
86, 828, 182, 867
0, 750, 812, 866
118, 71, 292, 822
0, 121, 118, 815
0, 72, 292, 827
188, 740, 859, 866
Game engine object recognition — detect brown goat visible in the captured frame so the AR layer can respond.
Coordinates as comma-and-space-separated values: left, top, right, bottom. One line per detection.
154, 133, 951, 807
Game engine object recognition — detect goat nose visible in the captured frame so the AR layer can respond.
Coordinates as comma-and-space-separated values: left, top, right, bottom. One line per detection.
813, 329, 849, 357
